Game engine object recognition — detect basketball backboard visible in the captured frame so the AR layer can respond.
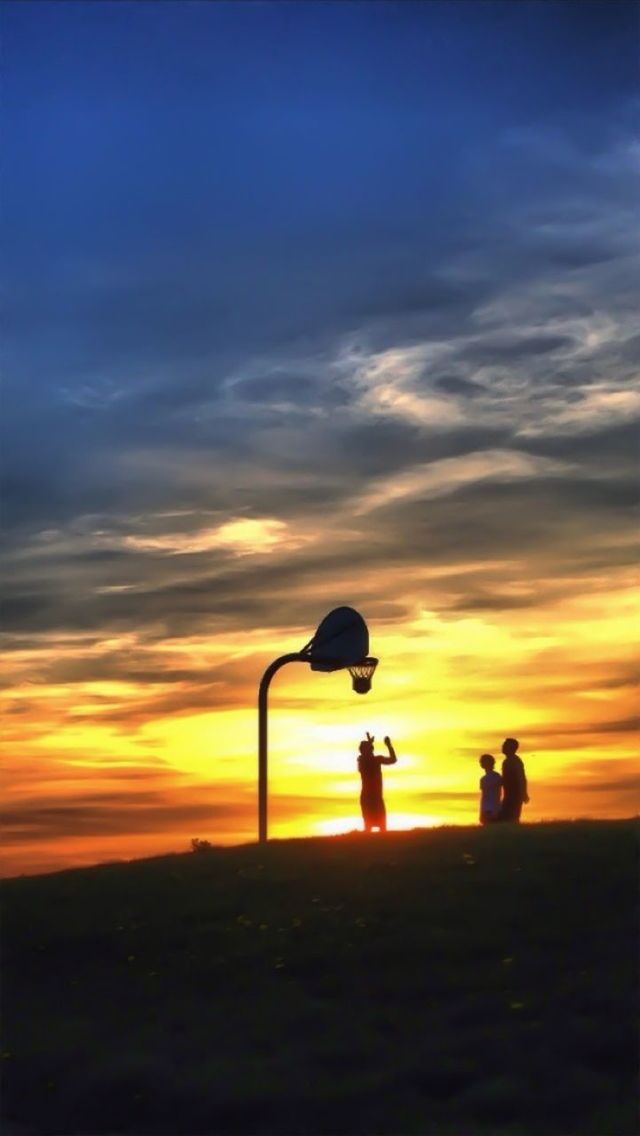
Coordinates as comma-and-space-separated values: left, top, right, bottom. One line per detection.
305, 606, 369, 672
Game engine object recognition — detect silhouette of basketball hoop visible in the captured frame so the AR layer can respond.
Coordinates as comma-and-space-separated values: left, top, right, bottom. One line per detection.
258, 606, 379, 842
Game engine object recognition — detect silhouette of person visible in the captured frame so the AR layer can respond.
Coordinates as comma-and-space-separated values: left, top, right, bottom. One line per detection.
498, 737, 529, 822
357, 732, 397, 832
479, 753, 502, 824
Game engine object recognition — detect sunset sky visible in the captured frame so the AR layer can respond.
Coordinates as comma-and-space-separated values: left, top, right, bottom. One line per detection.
2, 1, 638, 876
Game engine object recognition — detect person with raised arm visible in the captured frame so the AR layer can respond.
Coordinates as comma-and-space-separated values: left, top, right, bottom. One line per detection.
357, 732, 397, 833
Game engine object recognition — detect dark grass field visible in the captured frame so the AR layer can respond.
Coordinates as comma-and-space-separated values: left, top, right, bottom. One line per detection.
2, 820, 638, 1135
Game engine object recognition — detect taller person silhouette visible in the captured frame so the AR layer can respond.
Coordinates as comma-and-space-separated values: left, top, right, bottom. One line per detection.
498, 737, 529, 822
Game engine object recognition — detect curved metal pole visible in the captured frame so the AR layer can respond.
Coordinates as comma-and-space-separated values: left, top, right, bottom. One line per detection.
258, 652, 308, 844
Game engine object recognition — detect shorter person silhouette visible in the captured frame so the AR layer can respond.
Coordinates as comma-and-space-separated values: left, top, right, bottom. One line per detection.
479, 753, 502, 824
357, 733, 397, 833
498, 737, 529, 822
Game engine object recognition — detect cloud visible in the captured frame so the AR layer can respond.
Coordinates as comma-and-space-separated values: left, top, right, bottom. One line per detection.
530, 757, 640, 815
0, 783, 347, 848
0, 791, 246, 843
122, 516, 305, 557
525, 716, 640, 740
349, 450, 571, 516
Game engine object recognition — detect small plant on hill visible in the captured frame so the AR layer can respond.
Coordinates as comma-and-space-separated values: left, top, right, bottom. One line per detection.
190, 837, 213, 853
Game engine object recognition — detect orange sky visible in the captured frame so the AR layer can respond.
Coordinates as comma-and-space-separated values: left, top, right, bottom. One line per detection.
2, 565, 638, 877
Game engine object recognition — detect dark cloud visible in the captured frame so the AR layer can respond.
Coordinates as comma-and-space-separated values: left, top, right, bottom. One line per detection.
326, 422, 509, 478
75, 682, 252, 728
377, 476, 637, 572
345, 275, 482, 322
546, 776, 640, 796
0, 786, 344, 846
0, 792, 246, 842
232, 373, 320, 405
0, 594, 53, 628
465, 334, 575, 364
545, 242, 621, 270
590, 667, 639, 692
446, 591, 558, 614
3, 756, 180, 792
526, 716, 640, 739
531, 760, 640, 814
1, 441, 637, 648
433, 376, 485, 398
517, 420, 638, 470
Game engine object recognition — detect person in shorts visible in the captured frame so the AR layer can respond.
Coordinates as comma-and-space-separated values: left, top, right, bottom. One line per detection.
357, 733, 397, 832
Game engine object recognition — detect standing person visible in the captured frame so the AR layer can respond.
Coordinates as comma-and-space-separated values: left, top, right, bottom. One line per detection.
499, 737, 529, 822
357, 733, 397, 833
478, 753, 502, 824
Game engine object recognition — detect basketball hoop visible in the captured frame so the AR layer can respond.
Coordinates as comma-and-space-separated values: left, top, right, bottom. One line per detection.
348, 657, 379, 694
258, 609, 379, 843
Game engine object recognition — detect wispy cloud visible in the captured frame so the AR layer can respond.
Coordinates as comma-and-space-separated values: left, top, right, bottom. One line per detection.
349, 450, 571, 515
121, 516, 304, 556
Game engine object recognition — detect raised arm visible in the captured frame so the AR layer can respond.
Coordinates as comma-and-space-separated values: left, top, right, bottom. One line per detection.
380, 735, 397, 765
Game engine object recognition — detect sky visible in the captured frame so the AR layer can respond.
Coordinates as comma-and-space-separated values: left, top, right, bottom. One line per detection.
2, 0, 639, 876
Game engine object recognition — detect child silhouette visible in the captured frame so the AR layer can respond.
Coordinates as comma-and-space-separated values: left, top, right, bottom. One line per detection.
479, 753, 502, 824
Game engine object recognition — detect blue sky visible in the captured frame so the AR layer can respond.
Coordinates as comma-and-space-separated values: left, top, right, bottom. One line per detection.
3, 1, 638, 527
3, 0, 639, 623
3, 1, 638, 543
1, 1, 639, 869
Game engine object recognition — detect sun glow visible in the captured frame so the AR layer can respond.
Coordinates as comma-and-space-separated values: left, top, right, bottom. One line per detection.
2, 567, 638, 876
312, 812, 445, 837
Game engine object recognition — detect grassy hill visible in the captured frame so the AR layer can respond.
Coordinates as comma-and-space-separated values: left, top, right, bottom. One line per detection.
2, 820, 638, 1135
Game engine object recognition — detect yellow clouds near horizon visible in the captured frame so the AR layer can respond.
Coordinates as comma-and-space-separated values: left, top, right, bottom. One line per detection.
2, 557, 637, 877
